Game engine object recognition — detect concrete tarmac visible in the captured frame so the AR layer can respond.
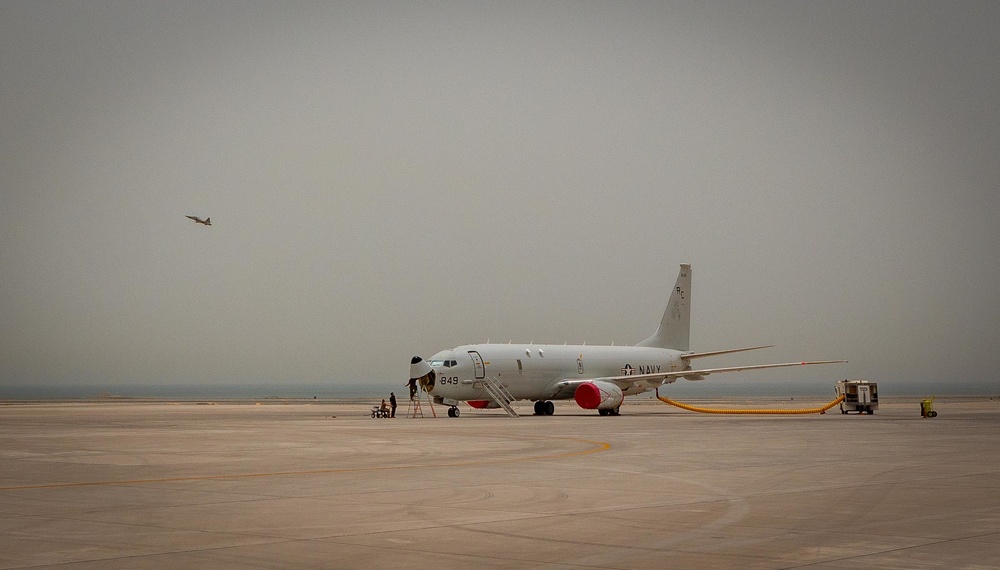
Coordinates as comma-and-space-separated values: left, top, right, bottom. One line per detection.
2, 397, 999, 569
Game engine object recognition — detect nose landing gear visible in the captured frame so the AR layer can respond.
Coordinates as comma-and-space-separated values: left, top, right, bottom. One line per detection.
447, 406, 460, 418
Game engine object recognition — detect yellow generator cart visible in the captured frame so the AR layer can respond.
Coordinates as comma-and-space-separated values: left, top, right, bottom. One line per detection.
920, 397, 938, 418
836, 379, 879, 415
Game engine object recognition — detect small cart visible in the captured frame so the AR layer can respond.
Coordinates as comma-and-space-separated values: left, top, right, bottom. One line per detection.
920, 397, 938, 418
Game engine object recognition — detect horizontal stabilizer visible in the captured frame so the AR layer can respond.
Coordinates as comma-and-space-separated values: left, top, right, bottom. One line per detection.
682, 345, 774, 361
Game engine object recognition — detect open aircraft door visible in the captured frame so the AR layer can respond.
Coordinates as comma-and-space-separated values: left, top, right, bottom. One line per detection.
468, 351, 486, 379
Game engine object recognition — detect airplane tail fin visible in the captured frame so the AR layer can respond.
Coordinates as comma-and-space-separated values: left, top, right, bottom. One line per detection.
637, 264, 691, 350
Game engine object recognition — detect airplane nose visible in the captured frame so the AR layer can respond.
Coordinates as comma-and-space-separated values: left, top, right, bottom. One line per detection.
410, 356, 432, 379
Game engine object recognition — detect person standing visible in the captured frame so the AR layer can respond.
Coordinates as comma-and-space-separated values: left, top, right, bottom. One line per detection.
389, 392, 397, 418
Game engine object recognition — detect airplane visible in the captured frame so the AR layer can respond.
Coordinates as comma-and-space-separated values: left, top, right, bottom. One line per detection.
185, 215, 211, 226
409, 264, 845, 417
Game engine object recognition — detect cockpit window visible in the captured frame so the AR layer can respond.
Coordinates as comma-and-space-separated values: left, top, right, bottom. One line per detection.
430, 360, 445, 367
430, 359, 460, 368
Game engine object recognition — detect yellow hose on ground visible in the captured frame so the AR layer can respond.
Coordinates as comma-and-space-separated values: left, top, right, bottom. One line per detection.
655, 390, 845, 414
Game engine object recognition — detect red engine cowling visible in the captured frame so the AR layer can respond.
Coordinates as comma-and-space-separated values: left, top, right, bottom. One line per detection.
574, 381, 624, 410
467, 400, 499, 409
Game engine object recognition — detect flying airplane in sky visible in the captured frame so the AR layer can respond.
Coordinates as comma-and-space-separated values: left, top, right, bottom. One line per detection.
185, 215, 211, 226
409, 264, 845, 417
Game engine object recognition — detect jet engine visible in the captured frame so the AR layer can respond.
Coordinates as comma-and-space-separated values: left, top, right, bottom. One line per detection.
574, 381, 624, 411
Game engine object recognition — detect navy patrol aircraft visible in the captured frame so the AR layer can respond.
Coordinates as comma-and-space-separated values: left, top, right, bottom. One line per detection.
410, 264, 845, 417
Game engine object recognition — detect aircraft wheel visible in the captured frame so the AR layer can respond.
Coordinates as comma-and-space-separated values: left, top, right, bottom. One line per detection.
598, 409, 608, 416
612, 406, 621, 416
533, 401, 543, 415
544, 401, 555, 416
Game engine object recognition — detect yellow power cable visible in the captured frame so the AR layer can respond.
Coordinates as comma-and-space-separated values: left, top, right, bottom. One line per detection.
656, 390, 845, 415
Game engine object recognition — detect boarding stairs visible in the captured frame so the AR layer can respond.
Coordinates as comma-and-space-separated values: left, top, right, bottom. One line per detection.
482, 377, 519, 418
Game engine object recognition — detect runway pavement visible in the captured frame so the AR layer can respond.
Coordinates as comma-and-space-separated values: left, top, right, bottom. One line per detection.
2, 397, 999, 569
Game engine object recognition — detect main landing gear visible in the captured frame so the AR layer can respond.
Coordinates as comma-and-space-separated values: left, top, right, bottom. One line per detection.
447, 406, 461, 418
533, 400, 555, 416
598, 406, 621, 416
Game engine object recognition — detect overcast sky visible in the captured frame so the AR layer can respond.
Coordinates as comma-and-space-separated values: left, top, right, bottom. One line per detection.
2, 1, 998, 397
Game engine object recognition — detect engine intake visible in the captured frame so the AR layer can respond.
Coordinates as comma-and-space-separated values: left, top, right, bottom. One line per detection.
574, 381, 624, 410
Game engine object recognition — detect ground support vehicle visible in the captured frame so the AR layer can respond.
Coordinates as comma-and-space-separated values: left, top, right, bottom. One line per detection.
836, 379, 878, 414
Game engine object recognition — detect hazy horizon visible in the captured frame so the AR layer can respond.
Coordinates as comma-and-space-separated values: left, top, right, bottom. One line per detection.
4, 380, 992, 400
3, 2, 999, 399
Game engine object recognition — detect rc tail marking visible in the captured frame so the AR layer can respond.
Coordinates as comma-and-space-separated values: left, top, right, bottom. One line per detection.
637, 263, 691, 350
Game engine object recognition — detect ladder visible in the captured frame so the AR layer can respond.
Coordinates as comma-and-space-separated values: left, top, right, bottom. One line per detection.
482, 376, 519, 418
407, 392, 436, 418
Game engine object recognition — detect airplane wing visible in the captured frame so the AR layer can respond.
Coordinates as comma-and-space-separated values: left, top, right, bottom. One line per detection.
550, 360, 847, 396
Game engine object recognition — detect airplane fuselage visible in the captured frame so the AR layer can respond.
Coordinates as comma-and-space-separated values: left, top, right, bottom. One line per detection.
428, 343, 686, 403
410, 264, 845, 417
